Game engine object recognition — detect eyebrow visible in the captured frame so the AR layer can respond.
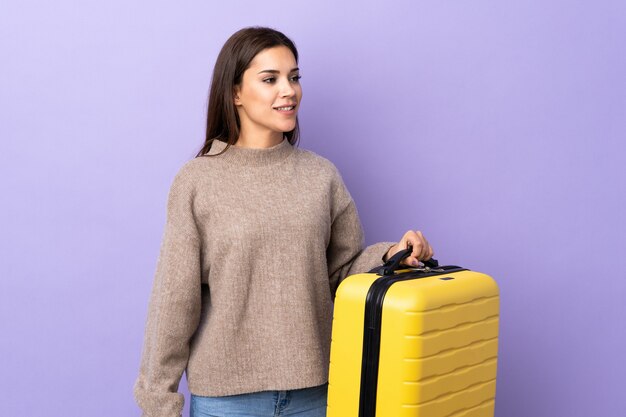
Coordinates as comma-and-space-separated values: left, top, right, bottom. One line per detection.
257, 67, 300, 74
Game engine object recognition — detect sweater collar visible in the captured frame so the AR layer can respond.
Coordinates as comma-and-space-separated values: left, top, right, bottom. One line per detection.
206, 138, 294, 167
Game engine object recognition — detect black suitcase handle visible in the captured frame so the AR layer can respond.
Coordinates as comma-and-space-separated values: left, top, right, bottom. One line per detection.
372, 247, 439, 276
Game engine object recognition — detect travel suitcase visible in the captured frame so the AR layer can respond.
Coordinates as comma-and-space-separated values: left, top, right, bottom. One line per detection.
327, 249, 499, 417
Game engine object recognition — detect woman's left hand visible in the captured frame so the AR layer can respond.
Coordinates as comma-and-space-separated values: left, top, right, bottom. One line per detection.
385, 230, 434, 267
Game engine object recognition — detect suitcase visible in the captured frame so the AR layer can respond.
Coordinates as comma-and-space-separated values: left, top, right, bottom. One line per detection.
327, 248, 499, 417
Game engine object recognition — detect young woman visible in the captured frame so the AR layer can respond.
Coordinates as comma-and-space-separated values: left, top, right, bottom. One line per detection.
134, 27, 434, 417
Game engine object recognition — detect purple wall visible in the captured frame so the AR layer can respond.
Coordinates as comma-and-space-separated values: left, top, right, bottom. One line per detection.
1, 1, 624, 416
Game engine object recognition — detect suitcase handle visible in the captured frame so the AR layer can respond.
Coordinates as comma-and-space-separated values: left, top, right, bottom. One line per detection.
376, 247, 439, 276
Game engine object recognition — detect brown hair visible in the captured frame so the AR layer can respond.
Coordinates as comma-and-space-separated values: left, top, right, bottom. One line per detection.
196, 27, 300, 157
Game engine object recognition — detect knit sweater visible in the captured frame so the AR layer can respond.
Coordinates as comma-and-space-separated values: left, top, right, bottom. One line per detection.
134, 138, 394, 417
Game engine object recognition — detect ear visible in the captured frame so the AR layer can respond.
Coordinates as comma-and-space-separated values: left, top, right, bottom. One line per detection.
233, 86, 242, 106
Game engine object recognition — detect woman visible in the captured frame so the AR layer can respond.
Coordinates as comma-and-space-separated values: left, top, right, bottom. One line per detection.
134, 27, 433, 417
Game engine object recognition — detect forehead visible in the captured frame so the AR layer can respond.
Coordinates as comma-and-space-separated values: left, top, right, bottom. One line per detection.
248, 46, 297, 71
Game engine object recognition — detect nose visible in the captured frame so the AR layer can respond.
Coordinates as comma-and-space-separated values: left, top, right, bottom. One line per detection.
279, 78, 296, 98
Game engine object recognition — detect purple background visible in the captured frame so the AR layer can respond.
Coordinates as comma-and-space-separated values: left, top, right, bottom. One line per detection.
1, 1, 624, 416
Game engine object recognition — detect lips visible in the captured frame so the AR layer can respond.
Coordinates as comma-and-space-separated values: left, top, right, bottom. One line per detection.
273, 104, 297, 111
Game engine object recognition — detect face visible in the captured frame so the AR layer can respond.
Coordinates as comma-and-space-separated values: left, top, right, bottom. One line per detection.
234, 46, 302, 141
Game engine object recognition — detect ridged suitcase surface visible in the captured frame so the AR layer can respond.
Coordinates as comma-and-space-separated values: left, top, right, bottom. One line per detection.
327, 255, 499, 417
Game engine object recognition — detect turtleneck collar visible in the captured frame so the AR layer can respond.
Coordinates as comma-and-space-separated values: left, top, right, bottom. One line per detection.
204, 138, 295, 167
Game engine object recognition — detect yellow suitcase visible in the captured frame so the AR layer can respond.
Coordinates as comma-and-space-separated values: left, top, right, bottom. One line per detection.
327, 249, 499, 417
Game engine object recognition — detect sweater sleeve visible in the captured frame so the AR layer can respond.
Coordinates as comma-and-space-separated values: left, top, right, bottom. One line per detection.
326, 170, 395, 297
134, 169, 203, 417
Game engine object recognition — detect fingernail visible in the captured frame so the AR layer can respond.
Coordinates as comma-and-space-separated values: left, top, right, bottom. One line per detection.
412, 260, 419, 266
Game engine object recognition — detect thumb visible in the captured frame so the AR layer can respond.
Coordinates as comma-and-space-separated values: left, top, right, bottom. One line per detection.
401, 243, 419, 267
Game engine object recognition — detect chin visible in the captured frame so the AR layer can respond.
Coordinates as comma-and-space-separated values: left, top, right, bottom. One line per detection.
276, 123, 297, 133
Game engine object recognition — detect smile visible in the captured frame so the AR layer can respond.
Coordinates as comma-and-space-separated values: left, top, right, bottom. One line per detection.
274, 106, 295, 111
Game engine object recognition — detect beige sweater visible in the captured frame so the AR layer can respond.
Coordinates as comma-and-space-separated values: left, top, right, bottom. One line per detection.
134, 139, 394, 417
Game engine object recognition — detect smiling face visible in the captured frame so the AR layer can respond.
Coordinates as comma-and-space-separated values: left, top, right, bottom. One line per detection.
234, 46, 302, 145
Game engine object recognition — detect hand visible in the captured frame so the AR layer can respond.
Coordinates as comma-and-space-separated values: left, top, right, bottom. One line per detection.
385, 230, 434, 267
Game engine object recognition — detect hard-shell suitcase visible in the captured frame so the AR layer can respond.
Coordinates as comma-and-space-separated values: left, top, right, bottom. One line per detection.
327, 249, 499, 417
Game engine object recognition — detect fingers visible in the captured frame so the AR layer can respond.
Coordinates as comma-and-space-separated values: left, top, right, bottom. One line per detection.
400, 230, 434, 266
388, 229, 435, 267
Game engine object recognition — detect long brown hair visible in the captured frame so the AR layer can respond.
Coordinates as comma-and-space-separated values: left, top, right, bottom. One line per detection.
196, 27, 300, 157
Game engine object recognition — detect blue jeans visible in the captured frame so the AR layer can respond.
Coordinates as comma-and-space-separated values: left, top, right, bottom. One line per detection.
190, 383, 328, 417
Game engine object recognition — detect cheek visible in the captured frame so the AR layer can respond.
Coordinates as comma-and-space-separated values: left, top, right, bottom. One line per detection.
296, 86, 303, 102
251, 88, 275, 108
241, 82, 268, 104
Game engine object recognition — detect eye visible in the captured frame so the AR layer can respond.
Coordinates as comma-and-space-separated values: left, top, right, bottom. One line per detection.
262, 77, 276, 84
290, 75, 302, 83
